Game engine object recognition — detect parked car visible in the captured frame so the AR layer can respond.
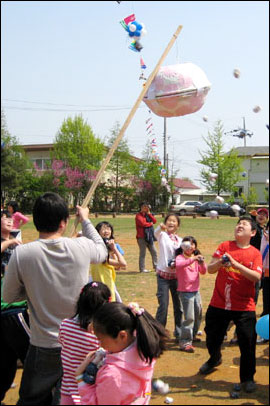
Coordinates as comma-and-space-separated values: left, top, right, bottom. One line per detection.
194, 201, 246, 217
169, 201, 202, 216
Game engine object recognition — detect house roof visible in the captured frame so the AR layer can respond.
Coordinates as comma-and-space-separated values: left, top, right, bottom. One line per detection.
233, 146, 269, 157
173, 178, 200, 189
21, 143, 143, 162
21, 144, 54, 152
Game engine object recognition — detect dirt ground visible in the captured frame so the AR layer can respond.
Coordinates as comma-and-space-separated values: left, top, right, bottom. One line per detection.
3, 216, 269, 405
4, 290, 269, 406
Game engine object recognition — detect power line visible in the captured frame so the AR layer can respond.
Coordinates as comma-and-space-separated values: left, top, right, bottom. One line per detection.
2, 105, 145, 112
2, 98, 133, 108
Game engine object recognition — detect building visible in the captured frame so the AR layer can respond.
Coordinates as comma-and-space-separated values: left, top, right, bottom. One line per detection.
234, 146, 269, 204
171, 178, 230, 204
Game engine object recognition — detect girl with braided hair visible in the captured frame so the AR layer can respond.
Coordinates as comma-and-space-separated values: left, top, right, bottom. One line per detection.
75, 301, 169, 405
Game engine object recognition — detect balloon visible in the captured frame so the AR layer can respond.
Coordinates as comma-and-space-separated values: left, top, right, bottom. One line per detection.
143, 63, 211, 118
233, 68, 241, 78
215, 196, 224, 204
255, 315, 269, 340
253, 105, 262, 113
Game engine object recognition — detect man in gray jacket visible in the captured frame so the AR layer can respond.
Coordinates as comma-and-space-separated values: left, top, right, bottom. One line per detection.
3, 192, 108, 405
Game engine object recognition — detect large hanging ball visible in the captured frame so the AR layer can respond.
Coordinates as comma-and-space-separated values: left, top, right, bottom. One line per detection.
255, 315, 269, 340
143, 63, 211, 117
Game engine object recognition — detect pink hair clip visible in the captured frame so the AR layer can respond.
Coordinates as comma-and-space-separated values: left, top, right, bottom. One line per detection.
128, 302, 144, 317
92, 282, 98, 287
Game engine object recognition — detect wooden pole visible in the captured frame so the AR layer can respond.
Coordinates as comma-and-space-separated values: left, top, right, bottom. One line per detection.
70, 25, 183, 236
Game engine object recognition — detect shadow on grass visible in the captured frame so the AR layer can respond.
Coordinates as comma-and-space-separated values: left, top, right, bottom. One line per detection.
152, 375, 269, 404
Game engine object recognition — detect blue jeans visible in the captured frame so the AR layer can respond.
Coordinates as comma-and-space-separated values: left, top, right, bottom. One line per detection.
155, 275, 182, 338
177, 291, 202, 345
17, 344, 62, 405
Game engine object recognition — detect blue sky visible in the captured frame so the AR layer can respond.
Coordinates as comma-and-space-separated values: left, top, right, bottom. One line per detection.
1, 1, 269, 185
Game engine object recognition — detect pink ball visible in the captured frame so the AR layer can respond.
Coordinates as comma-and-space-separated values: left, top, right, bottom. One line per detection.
143, 63, 211, 117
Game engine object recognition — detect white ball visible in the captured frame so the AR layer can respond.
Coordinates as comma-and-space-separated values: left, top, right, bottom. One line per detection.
253, 105, 261, 113
215, 196, 224, 204
165, 397, 174, 404
266, 179, 269, 185
233, 68, 240, 78
202, 115, 208, 122
231, 204, 240, 213
209, 210, 218, 218
159, 383, 170, 395
181, 241, 191, 251
153, 379, 169, 394
210, 173, 218, 180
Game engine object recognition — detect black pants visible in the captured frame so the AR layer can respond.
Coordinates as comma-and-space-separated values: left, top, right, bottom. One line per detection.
261, 277, 269, 316
0, 307, 30, 402
204, 305, 257, 383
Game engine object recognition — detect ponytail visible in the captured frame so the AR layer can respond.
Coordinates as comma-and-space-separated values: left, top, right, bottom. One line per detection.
93, 302, 169, 364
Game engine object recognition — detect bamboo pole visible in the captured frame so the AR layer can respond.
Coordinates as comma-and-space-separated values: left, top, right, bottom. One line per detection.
70, 25, 183, 236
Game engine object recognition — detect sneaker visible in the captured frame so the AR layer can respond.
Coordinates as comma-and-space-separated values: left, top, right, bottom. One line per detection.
257, 336, 269, 344
140, 269, 150, 273
180, 344, 195, 353
243, 381, 256, 393
199, 358, 222, 375
233, 381, 257, 393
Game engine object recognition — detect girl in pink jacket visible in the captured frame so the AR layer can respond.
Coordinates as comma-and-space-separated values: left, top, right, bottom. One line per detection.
7, 201, 29, 229
75, 302, 169, 405
175, 236, 207, 353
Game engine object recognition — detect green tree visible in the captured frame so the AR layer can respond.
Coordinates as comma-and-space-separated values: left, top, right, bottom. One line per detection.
198, 120, 244, 196
106, 122, 139, 211
136, 141, 167, 210
53, 115, 105, 170
240, 187, 258, 207
1, 110, 32, 206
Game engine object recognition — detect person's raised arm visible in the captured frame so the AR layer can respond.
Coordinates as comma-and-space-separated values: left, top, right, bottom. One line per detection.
207, 257, 223, 274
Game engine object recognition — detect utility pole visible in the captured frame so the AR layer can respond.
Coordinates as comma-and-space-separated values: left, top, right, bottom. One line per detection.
243, 117, 246, 147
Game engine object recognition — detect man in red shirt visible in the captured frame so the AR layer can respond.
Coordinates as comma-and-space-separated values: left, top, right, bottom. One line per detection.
135, 202, 157, 273
199, 216, 262, 394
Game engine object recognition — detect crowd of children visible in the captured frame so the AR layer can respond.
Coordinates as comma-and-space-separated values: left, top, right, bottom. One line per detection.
1, 195, 269, 405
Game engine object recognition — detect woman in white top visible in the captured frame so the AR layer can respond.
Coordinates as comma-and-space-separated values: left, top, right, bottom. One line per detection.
154, 213, 183, 340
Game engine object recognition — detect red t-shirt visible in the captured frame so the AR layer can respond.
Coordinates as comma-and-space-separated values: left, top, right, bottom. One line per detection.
210, 240, 262, 311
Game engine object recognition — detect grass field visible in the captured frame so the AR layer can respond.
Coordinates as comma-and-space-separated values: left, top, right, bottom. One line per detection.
4, 214, 269, 405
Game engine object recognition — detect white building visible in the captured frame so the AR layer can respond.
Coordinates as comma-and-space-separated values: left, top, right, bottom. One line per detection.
234, 146, 269, 204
